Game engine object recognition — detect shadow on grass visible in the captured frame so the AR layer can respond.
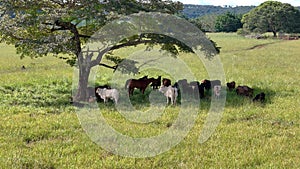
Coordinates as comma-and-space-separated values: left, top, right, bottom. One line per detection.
0, 81, 277, 112
0, 80, 72, 110
224, 86, 276, 108
92, 85, 277, 111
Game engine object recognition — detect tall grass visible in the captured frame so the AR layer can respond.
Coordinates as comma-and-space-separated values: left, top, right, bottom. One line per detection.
0, 33, 299, 168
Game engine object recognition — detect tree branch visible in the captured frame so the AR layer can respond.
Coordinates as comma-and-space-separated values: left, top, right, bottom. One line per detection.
99, 63, 118, 70
110, 39, 154, 51
79, 34, 91, 38
89, 38, 153, 67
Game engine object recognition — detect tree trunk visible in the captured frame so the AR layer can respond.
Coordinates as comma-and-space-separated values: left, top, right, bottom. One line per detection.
272, 31, 277, 37
75, 64, 91, 102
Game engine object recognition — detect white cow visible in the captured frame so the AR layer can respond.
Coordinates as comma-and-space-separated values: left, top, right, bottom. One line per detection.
213, 85, 221, 99
96, 88, 119, 104
159, 86, 178, 105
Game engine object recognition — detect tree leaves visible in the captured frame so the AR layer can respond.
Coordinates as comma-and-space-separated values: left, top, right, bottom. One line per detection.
215, 12, 242, 32
241, 1, 300, 37
0, 0, 187, 64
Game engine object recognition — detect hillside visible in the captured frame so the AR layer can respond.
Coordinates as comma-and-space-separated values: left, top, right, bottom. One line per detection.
182, 5, 300, 18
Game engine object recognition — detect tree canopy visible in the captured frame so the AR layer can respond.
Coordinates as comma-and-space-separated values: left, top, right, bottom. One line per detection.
241, 1, 300, 37
0, 0, 184, 65
215, 12, 242, 32
0, 0, 220, 101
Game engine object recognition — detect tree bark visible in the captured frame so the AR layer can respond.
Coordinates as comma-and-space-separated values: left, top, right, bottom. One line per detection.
54, 20, 92, 102
75, 63, 91, 102
272, 31, 277, 37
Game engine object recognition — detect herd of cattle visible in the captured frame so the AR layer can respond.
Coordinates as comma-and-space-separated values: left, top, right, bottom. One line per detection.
89, 75, 265, 105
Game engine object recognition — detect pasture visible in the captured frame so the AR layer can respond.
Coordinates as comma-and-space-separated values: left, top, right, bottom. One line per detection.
0, 33, 299, 168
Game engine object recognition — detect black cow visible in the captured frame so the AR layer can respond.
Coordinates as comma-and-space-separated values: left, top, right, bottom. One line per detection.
177, 79, 202, 99
226, 81, 236, 91
253, 92, 265, 103
150, 76, 161, 89
201, 79, 221, 91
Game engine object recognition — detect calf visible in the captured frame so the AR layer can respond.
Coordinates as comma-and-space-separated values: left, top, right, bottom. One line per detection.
236, 86, 254, 97
94, 85, 111, 102
213, 85, 222, 98
159, 86, 178, 105
96, 88, 119, 104
226, 81, 236, 91
253, 92, 265, 103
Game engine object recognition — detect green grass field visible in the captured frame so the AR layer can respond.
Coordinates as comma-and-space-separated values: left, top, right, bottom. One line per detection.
0, 33, 299, 168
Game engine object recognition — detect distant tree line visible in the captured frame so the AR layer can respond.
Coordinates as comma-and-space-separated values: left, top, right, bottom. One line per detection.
183, 4, 300, 19
183, 5, 255, 18
183, 2, 300, 36
189, 12, 243, 33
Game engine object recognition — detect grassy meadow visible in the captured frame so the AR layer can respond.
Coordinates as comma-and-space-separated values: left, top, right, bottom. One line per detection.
0, 33, 299, 168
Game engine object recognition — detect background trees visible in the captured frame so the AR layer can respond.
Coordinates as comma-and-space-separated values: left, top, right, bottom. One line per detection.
215, 12, 242, 32
183, 2, 300, 36
241, 1, 300, 37
189, 15, 217, 32
182, 5, 255, 18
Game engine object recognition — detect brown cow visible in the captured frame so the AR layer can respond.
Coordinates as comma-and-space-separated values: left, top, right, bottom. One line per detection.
162, 78, 171, 87
236, 86, 254, 97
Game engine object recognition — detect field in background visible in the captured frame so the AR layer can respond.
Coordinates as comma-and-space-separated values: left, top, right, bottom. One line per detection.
0, 33, 299, 168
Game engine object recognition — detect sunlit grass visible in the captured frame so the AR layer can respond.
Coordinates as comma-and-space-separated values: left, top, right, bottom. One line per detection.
0, 33, 299, 168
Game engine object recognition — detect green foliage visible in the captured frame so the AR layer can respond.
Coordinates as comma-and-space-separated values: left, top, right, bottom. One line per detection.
241, 1, 300, 37
215, 12, 242, 32
189, 15, 217, 32
0, 0, 184, 64
1, 0, 207, 101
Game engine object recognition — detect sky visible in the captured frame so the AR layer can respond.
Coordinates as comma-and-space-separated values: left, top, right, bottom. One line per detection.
177, 0, 300, 6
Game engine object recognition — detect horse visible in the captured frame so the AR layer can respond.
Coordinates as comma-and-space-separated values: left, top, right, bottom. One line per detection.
127, 77, 155, 96
125, 76, 148, 89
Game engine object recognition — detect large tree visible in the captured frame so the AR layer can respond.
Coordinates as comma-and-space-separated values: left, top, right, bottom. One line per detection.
241, 1, 300, 37
0, 0, 219, 102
